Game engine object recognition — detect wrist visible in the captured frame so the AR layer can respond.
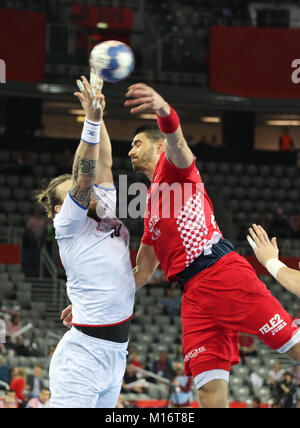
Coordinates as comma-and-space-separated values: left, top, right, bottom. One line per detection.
156, 103, 171, 118
81, 118, 101, 145
266, 258, 287, 279
156, 105, 180, 134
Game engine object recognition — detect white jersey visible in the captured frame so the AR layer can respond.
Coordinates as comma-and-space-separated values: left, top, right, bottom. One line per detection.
53, 185, 135, 326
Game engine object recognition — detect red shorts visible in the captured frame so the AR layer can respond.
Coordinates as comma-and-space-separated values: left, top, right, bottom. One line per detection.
182, 252, 300, 378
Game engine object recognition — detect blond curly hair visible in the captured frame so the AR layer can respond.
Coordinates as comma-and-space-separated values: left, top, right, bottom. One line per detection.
35, 174, 72, 220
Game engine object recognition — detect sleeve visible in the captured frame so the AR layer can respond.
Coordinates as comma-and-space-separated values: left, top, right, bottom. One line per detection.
162, 153, 199, 181
15, 379, 25, 401
93, 184, 117, 218
53, 192, 88, 239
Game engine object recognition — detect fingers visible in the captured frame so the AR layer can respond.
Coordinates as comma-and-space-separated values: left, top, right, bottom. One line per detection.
60, 305, 72, 320
256, 225, 271, 244
128, 83, 149, 92
90, 68, 103, 94
248, 226, 261, 247
63, 314, 73, 328
125, 96, 153, 108
126, 89, 151, 98
271, 237, 278, 249
75, 74, 102, 112
93, 93, 105, 110
129, 102, 153, 114
249, 224, 270, 246
247, 235, 257, 250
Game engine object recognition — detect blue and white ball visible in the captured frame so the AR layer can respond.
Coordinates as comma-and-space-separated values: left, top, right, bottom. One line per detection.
89, 40, 135, 83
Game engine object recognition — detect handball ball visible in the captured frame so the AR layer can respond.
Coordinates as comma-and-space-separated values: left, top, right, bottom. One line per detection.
89, 40, 135, 83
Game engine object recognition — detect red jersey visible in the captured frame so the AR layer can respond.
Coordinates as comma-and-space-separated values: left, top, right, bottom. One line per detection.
141, 153, 222, 282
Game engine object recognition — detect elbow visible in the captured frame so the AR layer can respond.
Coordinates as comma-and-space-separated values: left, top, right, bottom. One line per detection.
76, 175, 94, 189
292, 280, 300, 299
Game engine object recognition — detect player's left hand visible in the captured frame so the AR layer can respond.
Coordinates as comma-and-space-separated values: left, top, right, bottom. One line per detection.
60, 304, 73, 328
74, 69, 105, 122
125, 83, 170, 116
247, 224, 279, 267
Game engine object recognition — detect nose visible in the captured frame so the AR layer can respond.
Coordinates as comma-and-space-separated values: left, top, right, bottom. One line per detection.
128, 148, 135, 157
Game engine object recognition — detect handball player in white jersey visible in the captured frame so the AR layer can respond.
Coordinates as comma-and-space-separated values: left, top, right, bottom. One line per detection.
36, 72, 135, 408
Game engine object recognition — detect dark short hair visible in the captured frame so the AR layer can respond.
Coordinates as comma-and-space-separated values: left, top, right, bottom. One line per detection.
133, 124, 165, 143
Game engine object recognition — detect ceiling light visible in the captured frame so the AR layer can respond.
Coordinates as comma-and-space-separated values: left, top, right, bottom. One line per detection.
201, 117, 221, 123
96, 22, 108, 29
266, 120, 300, 126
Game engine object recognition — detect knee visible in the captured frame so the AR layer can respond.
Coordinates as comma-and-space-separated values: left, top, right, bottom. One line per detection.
198, 380, 228, 408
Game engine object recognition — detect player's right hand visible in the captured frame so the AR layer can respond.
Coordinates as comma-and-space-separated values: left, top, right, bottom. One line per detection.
124, 83, 170, 116
60, 304, 73, 329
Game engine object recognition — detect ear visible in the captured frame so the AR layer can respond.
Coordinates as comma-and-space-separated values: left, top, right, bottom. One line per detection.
54, 205, 61, 214
156, 138, 166, 155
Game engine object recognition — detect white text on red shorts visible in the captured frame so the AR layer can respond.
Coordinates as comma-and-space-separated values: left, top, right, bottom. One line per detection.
259, 314, 287, 336
184, 346, 206, 363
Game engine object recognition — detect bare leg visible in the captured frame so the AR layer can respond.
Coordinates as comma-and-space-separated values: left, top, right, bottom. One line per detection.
198, 379, 229, 408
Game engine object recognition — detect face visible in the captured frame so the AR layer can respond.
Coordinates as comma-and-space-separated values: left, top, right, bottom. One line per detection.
285, 374, 292, 383
34, 366, 43, 378
55, 179, 98, 219
4, 396, 17, 408
274, 363, 280, 371
126, 364, 135, 375
128, 132, 162, 173
40, 390, 51, 404
159, 352, 166, 361
12, 315, 20, 325
11, 367, 18, 377
174, 363, 184, 375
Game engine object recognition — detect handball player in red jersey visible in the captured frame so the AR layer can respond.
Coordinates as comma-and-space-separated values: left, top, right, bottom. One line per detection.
124, 84, 300, 408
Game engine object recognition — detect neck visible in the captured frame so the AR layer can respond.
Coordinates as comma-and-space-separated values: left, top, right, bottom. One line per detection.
143, 158, 159, 181
144, 166, 156, 181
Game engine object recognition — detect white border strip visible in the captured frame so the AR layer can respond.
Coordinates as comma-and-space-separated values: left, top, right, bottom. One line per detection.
194, 369, 230, 390
276, 328, 300, 354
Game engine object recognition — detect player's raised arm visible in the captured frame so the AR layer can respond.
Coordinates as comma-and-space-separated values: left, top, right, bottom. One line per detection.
72, 76, 105, 207
247, 224, 300, 298
88, 70, 114, 188
125, 83, 194, 169
133, 243, 160, 290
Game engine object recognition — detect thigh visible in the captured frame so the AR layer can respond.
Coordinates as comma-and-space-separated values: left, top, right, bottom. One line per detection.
95, 346, 127, 408
181, 291, 240, 377
240, 283, 299, 352
96, 383, 122, 409
49, 333, 100, 408
202, 254, 300, 353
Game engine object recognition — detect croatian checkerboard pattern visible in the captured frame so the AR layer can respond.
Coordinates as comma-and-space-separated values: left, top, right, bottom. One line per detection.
176, 192, 209, 267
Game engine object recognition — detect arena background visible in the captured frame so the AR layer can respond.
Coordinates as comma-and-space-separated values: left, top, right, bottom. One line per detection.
0, 0, 299, 409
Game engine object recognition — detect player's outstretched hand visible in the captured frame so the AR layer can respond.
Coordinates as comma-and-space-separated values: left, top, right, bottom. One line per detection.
124, 83, 170, 116
247, 224, 279, 267
74, 70, 105, 123
60, 304, 73, 329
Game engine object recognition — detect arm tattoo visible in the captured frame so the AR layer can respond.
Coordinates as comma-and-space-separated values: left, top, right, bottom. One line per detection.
70, 155, 98, 208
78, 158, 98, 177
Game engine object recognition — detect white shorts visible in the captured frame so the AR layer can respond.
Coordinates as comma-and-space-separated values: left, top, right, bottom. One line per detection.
49, 327, 128, 408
